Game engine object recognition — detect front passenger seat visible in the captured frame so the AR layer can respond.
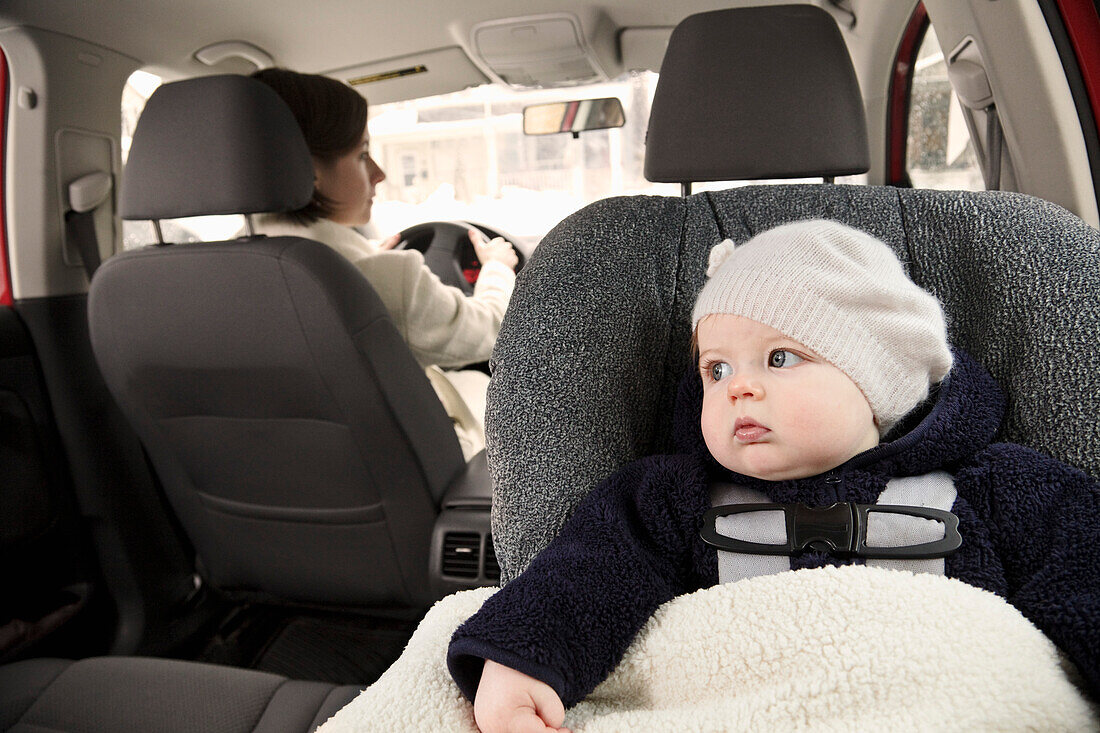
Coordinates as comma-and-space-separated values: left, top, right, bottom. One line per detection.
88, 74, 466, 609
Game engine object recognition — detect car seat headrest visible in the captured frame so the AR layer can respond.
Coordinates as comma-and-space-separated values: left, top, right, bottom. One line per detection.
644, 5, 869, 184
120, 74, 314, 221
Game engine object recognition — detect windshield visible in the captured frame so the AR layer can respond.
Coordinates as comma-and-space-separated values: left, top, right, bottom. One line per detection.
367, 71, 672, 251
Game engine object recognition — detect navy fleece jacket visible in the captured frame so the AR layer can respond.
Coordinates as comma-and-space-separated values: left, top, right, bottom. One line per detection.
448, 351, 1100, 706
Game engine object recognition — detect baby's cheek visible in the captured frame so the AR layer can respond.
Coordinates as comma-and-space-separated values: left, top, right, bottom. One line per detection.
699, 412, 736, 470
699, 418, 722, 457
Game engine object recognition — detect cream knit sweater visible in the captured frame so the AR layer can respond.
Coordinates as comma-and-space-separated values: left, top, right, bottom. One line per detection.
253, 214, 515, 368
253, 214, 516, 458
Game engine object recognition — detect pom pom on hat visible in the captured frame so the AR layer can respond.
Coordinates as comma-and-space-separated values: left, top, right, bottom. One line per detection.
692, 220, 953, 434
706, 239, 739, 277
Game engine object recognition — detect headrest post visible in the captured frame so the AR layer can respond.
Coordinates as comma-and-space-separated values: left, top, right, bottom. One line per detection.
151, 219, 165, 245
681, 182, 692, 197
243, 213, 256, 237
824, 176, 836, 184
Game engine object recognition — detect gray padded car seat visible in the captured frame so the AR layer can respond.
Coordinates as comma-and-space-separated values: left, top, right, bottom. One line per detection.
89, 74, 466, 609
1, 72, 477, 733
487, 5, 1100, 581
0, 656, 360, 732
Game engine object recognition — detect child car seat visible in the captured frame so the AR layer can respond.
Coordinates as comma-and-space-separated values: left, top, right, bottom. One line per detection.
487, 5, 1100, 581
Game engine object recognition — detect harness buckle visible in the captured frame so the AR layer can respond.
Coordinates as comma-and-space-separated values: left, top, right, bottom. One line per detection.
700, 502, 962, 559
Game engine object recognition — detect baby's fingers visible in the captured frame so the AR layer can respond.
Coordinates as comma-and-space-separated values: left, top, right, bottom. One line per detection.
528, 686, 568, 732
506, 706, 569, 733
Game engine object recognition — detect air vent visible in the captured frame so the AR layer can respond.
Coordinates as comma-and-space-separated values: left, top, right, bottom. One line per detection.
484, 535, 501, 582
442, 532, 481, 578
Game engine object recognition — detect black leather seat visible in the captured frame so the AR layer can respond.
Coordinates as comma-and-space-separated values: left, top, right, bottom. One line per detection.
89, 75, 466, 609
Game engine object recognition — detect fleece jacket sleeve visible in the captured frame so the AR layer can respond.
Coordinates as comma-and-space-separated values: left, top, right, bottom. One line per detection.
447, 454, 714, 708
957, 444, 1100, 701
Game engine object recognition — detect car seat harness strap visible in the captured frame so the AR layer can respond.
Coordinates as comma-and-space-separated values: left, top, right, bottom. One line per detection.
704, 471, 961, 583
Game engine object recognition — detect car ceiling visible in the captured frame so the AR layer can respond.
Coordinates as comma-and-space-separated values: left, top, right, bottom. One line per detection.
0, 0, 868, 95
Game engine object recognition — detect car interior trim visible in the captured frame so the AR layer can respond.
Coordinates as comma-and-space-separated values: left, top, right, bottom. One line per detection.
1042, 0, 1100, 215
886, 2, 928, 187
196, 490, 388, 526
0, 44, 11, 307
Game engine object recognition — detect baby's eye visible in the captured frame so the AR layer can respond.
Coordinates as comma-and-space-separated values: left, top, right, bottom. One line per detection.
708, 361, 733, 382
769, 349, 804, 368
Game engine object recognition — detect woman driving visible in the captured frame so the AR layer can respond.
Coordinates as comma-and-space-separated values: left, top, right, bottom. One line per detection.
251, 68, 519, 459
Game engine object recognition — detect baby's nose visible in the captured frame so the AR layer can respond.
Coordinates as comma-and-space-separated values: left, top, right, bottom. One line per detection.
727, 372, 763, 400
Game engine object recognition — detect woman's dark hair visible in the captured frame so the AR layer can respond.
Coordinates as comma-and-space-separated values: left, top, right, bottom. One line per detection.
252, 67, 369, 223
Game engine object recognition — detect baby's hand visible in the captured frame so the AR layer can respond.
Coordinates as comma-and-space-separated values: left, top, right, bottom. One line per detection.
474, 659, 570, 733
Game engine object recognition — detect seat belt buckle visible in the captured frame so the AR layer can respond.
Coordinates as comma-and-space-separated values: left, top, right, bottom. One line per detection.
700, 502, 962, 559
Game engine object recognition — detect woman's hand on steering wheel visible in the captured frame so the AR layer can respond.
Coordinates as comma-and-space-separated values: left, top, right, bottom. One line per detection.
378, 233, 401, 251
468, 228, 519, 271
392, 221, 525, 294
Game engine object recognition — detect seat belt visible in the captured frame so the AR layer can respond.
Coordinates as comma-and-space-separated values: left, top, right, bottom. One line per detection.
65, 171, 113, 280
983, 108, 1004, 191
946, 55, 1004, 191
65, 209, 101, 280
864, 471, 958, 575
706, 471, 960, 584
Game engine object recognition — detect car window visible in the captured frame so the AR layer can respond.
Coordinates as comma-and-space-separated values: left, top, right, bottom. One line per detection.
905, 25, 984, 191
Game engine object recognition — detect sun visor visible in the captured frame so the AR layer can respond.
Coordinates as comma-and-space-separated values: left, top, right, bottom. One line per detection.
330, 47, 490, 105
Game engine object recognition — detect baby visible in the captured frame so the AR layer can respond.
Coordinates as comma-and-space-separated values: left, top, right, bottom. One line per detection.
448, 219, 1100, 732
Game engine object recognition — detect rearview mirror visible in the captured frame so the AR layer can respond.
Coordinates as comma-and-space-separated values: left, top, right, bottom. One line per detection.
523, 97, 625, 137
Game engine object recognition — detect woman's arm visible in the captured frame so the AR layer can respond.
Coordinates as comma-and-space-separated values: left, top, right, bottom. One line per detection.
356, 245, 514, 368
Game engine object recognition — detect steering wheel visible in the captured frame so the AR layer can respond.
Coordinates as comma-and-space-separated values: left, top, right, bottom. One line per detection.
394, 221, 525, 296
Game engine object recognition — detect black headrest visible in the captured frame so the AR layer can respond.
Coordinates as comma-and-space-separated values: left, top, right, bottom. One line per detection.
644, 5, 869, 184
121, 74, 314, 221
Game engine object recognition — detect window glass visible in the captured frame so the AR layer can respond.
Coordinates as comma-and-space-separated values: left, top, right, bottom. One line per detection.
121, 69, 161, 163
368, 72, 665, 250
369, 72, 865, 250
906, 26, 984, 190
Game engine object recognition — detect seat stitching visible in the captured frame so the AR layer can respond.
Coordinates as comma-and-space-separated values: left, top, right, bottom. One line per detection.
250, 677, 291, 732
703, 190, 729, 241
11, 662, 72, 732
893, 186, 919, 282
274, 252, 420, 604
307, 686, 364, 731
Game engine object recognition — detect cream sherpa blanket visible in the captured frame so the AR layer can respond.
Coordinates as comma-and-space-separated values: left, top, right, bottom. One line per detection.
319, 566, 1097, 732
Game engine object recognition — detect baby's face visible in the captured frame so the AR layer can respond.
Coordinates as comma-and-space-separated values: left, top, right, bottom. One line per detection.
697, 315, 879, 481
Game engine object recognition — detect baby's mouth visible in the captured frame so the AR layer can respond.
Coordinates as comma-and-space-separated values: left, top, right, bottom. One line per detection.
733, 417, 769, 443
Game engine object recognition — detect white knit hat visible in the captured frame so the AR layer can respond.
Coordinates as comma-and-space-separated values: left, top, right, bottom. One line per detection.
692, 219, 953, 433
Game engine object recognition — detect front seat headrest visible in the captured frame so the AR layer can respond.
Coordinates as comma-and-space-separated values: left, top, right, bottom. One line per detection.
121, 74, 314, 221
644, 4, 869, 184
